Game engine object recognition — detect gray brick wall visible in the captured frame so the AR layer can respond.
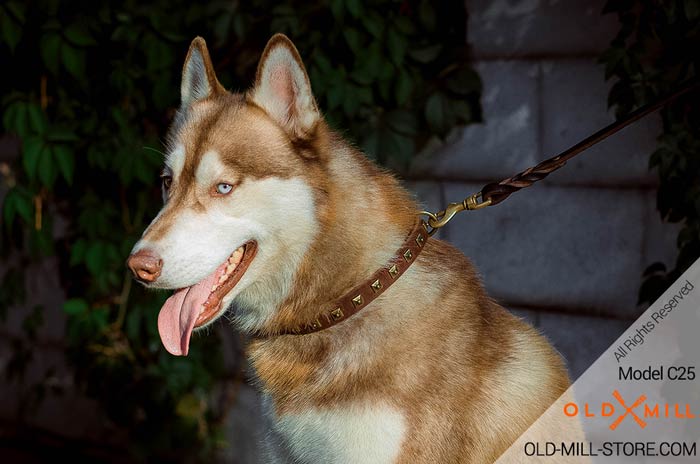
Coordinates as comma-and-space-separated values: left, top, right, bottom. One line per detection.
408, 0, 680, 381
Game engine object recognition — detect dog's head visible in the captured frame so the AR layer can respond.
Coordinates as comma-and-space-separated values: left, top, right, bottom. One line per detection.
127, 34, 328, 355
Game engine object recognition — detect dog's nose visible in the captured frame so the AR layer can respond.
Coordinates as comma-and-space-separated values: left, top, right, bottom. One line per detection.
127, 249, 163, 283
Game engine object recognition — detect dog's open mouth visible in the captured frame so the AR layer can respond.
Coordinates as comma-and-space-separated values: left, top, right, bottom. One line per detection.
157, 241, 257, 356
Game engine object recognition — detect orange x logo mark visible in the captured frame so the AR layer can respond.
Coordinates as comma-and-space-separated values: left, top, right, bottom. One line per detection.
609, 390, 647, 430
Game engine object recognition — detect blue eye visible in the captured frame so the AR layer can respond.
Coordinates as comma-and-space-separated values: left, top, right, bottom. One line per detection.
216, 183, 233, 195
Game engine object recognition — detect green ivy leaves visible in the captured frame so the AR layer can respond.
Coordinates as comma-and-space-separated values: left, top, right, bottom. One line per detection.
0, 2, 26, 52
601, 0, 700, 305
0, 1, 482, 460
4, 99, 77, 189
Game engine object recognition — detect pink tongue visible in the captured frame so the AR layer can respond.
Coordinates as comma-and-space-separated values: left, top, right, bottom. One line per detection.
157, 264, 225, 356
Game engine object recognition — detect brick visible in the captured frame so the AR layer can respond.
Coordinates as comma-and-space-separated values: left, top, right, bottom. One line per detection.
508, 307, 539, 326
411, 60, 540, 181
538, 311, 632, 380
0, 342, 119, 442
4, 256, 67, 343
404, 180, 443, 214
0, 135, 19, 162
467, 0, 619, 58
220, 383, 265, 464
443, 181, 646, 318
404, 180, 446, 240
540, 59, 659, 186
642, 190, 681, 273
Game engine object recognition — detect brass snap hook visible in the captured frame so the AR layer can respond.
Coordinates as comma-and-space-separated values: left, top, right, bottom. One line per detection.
419, 192, 491, 236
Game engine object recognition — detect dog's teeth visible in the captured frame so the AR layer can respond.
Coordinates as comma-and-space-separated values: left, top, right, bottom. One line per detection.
232, 248, 244, 262
226, 264, 235, 274
211, 285, 218, 291
218, 275, 227, 283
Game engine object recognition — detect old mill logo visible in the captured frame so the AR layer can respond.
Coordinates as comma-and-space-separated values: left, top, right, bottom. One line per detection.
564, 390, 697, 430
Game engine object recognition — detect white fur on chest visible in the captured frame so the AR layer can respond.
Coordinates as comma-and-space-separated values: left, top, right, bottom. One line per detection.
262, 397, 407, 464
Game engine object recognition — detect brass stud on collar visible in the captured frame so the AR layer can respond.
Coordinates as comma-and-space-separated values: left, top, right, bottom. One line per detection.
388, 264, 399, 278
416, 234, 425, 247
330, 307, 344, 321
371, 279, 382, 292
403, 249, 413, 261
352, 295, 363, 307
308, 319, 321, 330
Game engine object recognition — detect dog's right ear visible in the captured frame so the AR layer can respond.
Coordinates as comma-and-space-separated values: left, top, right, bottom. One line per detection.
180, 37, 224, 107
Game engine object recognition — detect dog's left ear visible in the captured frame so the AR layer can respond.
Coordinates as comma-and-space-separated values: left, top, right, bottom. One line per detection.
249, 34, 320, 140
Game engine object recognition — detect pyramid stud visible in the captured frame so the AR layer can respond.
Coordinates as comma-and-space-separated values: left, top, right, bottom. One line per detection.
330, 307, 344, 321
352, 295, 363, 307
415, 234, 425, 247
403, 249, 413, 261
371, 279, 382, 292
388, 264, 399, 278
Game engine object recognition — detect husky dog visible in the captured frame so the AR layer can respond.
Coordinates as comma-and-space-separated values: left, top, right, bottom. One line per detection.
127, 34, 572, 463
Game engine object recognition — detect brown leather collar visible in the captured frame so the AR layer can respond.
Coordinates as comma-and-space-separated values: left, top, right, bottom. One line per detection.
254, 220, 429, 337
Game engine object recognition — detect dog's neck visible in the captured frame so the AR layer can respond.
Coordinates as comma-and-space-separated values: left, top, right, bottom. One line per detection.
237, 134, 418, 337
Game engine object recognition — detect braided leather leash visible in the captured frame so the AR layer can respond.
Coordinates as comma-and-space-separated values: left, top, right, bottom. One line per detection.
422, 78, 700, 235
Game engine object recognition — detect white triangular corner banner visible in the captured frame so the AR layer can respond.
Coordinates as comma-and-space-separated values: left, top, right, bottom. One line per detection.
496, 258, 700, 463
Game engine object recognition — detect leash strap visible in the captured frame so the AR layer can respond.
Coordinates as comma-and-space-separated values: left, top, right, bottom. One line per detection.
422, 78, 700, 235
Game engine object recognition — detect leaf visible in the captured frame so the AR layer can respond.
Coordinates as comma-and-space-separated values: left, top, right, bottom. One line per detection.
381, 129, 414, 165
409, 44, 442, 63
451, 100, 474, 123
343, 28, 361, 54
386, 110, 418, 136
40, 33, 61, 75
330, 0, 344, 20
22, 135, 44, 180
395, 70, 413, 105
445, 68, 482, 95
2, 187, 32, 227
176, 393, 203, 420
70, 239, 87, 266
425, 92, 447, 133
63, 298, 88, 316
27, 104, 48, 134
63, 23, 97, 47
5, 2, 26, 23
53, 145, 75, 184
38, 145, 57, 188
362, 11, 384, 38
61, 43, 86, 79
346, 0, 363, 18
85, 242, 106, 275
643, 262, 667, 277
419, 1, 436, 30
46, 127, 79, 142
3, 100, 28, 135
327, 81, 344, 110
0, 10, 22, 51
686, 0, 700, 20
386, 28, 406, 65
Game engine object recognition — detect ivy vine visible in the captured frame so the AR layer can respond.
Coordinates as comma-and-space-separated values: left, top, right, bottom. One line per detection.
600, 0, 700, 306
0, 0, 481, 460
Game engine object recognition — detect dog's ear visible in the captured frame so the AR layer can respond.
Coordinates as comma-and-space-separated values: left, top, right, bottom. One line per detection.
181, 37, 224, 107
249, 34, 320, 139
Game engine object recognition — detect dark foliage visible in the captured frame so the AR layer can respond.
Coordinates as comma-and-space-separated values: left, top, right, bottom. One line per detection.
600, 0, 700, 305
0, 0, 481, 460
